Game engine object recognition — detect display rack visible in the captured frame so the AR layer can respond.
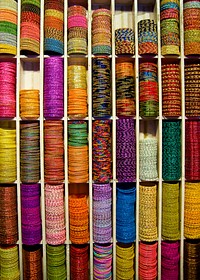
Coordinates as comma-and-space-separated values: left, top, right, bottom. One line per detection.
0, 0, 195, 279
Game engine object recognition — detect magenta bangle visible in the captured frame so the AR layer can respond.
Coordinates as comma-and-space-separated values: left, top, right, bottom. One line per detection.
0, 61, 16, 118
68, 16, 87, 29
161, 241, 180, 280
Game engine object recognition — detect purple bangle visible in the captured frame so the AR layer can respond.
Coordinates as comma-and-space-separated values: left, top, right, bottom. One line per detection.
21, 184, 42, 245
44, 57, 64, 119
116, 118, 136, 182
93, 183, 112, 243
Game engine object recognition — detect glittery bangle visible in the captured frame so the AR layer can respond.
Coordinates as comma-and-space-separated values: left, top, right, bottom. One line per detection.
0, 61, 16, 118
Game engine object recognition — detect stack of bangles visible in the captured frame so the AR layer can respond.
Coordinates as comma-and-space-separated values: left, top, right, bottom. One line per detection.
45, 184, 66, 245
139, 62, 159, 118
139, 242, 158, 280
185, 121, 200, 180
185, 63, 200, 117
44, 57, 64, 119
93, 244, 112, 280
0, 185, 18, 244
20, 89, 40, 119
0, 245, 20, 280
93, 183, 112, 243
116, 244, 135, 280
20, 122, 40, 183
21, 184, 42, 245
69, 194, 89, 244
184, 240, 200, 280
68, 5, 87, 55
161, 0, 180, 55
92, 120, 112, 183
115, 28, 135, 55
161, 241, 180, 280
70, 244, 89, 280
44, 121, 64, 184
92, 8, 111, 55
0, 0, 17, 55
68, 64, 87, 118
44, 0, 64, 54
0, 60, 16, 118
47, 244, 67, 279
116, 62, 135, 117
139, 136, 158, 181
0, 126, 16, 183
184, 0, 200, 56
92, 56, 111, 118
23, 245, 42, 280
162, 120, 181, 181
68, 121, 89, 183
116, 119, 136, 182
162, 64, 181, 117
20, 0, 40, 54
138, 19, 158, 55
116, 185, 136, 243
162, 182, 180, 240
139, 184, 158, 241
184, 182, 200, 239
